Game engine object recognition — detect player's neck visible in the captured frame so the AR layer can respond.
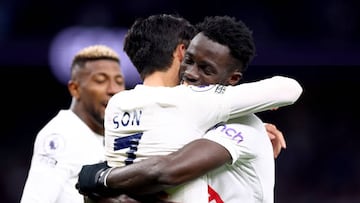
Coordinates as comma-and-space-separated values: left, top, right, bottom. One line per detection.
70, 101, 104, 135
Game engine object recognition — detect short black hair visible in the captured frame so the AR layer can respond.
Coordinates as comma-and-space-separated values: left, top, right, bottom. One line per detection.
124, 14, 196, 79
195, 16, 256, 72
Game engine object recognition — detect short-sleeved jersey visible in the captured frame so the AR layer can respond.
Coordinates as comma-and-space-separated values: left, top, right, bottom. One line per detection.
21, 110, 105, 203
204, 114, 275, 203
104, 76, 302, 202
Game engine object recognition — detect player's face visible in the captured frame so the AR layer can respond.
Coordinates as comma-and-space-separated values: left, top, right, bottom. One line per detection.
180, 33, 242, 86
78, 59, 125, 126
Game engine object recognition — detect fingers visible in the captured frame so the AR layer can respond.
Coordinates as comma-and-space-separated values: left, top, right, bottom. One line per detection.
272, 140, 282, 159
264, 123, 286, 158
265, 123, 286, 148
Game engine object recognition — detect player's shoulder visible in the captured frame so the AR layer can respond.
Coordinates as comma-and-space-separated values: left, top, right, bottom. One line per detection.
111, 88, 133, 98
180, 84, 227, 96
213, 115, 266, 139
37, 110, 88, 140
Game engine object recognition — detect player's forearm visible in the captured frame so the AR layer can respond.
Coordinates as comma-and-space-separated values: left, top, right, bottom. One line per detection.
106, 156, 175, 194
106, 139, 231, 195
227, 76, 303, 119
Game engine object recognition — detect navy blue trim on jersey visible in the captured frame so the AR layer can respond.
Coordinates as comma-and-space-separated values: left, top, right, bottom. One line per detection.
113, 133, 143, 151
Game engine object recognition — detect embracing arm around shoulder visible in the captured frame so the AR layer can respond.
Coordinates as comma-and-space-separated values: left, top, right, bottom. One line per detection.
225, 76, 303, 119
106, 139, 231, 195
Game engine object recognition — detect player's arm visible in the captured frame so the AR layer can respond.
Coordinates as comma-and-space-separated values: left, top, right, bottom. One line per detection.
223, 76, 303, 119
77, 139, 230, 196
21, 153, 71, 202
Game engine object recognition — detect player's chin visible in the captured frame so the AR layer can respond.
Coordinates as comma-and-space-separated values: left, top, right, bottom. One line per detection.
181, 78, 191, 85
183, 80, 200, 86
99, 105, 105, 113
101, 101, 108, 109
99, 104, 107, 115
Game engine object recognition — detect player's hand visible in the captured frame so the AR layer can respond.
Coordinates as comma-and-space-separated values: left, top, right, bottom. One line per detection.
76, 161, 118, 200
264, 123, 286, 159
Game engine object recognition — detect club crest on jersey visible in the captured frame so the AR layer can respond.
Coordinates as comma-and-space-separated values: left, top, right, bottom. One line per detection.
189, 85, 226, 94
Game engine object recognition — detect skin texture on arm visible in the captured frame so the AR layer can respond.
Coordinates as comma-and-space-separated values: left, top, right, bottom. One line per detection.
105, 139, 231, 195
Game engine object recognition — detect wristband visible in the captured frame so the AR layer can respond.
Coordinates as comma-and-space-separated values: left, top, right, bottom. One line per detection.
97, 167, 114, 187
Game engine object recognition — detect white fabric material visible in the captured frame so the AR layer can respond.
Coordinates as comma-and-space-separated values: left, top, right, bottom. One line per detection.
21, 110, 105, 203
104, 76, 302, 202
204, 114, 274, 203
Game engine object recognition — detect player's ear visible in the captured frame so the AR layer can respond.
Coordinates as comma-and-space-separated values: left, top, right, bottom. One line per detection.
228, 71, 242, 85
68, 80, 80, 99
176, 43, 186, 62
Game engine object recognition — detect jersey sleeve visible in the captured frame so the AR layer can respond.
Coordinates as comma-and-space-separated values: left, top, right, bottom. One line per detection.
222, 76, 303, 119
20, 133, 77, 203
203, 122, 264, 164
21, 159, 72, 202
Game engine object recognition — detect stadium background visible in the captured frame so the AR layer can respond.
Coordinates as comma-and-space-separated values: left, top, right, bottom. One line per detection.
1, 0, 359, 202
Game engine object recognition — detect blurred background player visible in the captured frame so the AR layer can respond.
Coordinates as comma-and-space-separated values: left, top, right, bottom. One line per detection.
20, 45, 126, 203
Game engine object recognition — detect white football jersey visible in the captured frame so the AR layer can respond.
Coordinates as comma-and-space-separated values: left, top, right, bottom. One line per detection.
21, 110, 105, 203
104, 76, 302, 202
204, 114, 275, 203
